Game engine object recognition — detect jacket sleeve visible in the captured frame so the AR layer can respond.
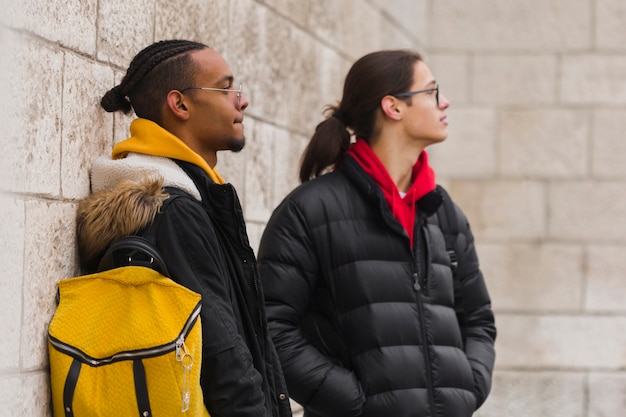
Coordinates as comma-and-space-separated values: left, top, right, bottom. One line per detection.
154, 197, 269, 417
453, 205, 497, 409
258, 199, 365, 417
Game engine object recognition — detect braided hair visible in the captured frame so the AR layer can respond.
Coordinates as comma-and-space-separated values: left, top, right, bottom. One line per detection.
101, 40, 208, 122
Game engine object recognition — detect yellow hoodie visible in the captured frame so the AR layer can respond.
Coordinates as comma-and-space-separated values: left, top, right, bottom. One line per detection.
112, 118, 225, 184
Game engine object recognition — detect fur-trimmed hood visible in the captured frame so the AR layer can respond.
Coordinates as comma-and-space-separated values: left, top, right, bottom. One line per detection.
77, 153, 201, 273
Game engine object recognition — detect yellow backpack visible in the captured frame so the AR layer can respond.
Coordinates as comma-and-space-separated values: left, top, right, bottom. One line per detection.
48, 237, 210, 417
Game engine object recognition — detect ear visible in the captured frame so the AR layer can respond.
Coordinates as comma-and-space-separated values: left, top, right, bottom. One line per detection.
381, 96, 402, 121
165, 90, 191, 121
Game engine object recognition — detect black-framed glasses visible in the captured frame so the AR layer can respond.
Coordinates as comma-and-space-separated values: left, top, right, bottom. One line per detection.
180, 83, 243, 105
394, 85, 439, 106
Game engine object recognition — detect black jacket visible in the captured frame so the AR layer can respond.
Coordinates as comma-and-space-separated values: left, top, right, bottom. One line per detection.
78, 155, 291, 417
258, 156, 496, 417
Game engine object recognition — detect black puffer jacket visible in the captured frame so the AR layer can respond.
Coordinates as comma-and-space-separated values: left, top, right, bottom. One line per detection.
258, 156, 496, 417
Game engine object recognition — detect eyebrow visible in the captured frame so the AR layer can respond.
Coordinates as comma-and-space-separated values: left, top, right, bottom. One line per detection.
215, 75, 234, 86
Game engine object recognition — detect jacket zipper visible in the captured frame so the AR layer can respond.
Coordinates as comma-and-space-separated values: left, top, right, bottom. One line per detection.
412, 217, 437, 415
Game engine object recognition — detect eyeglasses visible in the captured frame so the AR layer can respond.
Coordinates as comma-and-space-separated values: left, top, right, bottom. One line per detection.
394, 85, 439, 106
180, 83, 243, 105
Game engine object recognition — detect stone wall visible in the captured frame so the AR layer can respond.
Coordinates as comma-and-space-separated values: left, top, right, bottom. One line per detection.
427, 1, 626, 416
1, 0, 625, 416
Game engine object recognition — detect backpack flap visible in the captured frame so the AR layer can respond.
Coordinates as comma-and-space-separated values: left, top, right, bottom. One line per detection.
48, 267, 207, 416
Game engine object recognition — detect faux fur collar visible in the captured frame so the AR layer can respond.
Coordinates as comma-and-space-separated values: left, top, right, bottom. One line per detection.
77, 153, 201, 272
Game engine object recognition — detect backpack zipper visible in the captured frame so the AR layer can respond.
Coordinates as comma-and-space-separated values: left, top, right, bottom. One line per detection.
48, 301, 201, 366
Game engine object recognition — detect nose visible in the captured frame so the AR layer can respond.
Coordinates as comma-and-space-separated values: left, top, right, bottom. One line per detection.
239, 93, 250, 111
438, 93, 450, 109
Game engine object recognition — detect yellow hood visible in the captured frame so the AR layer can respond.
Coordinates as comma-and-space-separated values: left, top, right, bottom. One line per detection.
112, 118, 225, 184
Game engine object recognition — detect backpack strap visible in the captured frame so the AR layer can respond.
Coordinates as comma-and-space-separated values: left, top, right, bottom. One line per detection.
436, 185, 469, 335
436, 185, 459, 273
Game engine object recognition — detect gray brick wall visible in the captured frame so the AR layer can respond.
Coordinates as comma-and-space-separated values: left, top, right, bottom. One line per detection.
1, 0, 625, 416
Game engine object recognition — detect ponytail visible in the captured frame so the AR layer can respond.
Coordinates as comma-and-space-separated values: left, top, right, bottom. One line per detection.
299, 107, 351, 183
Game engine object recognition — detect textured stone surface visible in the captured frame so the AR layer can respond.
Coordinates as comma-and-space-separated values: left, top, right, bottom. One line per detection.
561, 55, 626, 104
596, 0, 626, 50
588, 372, 626, 417
499, 109, 589, 178
1, 37, 63, 196
447, 180, 545, 240
431, 0, 591, 50
61, 53, 115, 199
96, 0, 154, 67
21, 200, 77, 370
243, 118, 274, 222
12, 0, 97, 55
478, 243, 584, 311
0, 372, 50, 417
585, 246, 626, 312
427, 54, 470, 104
592, 109, 626, 178
496, 315, 626, 369
472, 55, 557, 105
155, 0, 229, 52
0, 197, 25, 372
476, 371, 584, 417
549, 182, 626, 241
429, 109, 497, 179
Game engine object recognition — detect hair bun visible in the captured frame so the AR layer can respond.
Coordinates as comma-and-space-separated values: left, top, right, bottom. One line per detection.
100, 85, 132, 114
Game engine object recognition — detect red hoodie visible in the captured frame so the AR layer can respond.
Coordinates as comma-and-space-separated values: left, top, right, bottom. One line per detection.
345, 138, 436, 247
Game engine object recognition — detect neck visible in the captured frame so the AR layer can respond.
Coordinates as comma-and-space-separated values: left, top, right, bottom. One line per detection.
370, 137, 424, 193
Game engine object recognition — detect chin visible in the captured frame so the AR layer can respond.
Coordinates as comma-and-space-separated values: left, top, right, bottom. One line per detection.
228, 137, 246, 153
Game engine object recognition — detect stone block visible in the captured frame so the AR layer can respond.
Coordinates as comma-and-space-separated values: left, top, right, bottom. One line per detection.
592, 109, 626, 178
476, 371, 584, 417
446, 181, 545, 241
244, 120, 278, 223
339, 1, 385, 59
472, 55, 557, 105
0, 37, 63, 196
561, 55, 626, 104
61, 53, 115, 199
427, 54, 470, 105
369, 0, 428, 44
229, 0, 344, 135
428, 109, 497, 179
0, 197, 24, 372
431, 0, 591, 51
11, 0, 97, 55
549, 182, 626, 242
478, 243, 583, 312
588, 372, 626, 417
22, 200, 77, 370
585, 246, 626, 313
272, 129, 305, 206
0, 372, 50, 416
260, 0, 310, 28
97, 0, 154, 67
496, 315, 626, 369
155, 0, 229, 53
596, 0, 626, 50
500, 109, 589, 179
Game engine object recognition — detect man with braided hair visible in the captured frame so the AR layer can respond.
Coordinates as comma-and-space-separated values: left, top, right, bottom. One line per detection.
76, 39, 292, 417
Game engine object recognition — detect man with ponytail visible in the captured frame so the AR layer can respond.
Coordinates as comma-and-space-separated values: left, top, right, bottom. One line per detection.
258, 50, 496, 417
77, 40, 291, 417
